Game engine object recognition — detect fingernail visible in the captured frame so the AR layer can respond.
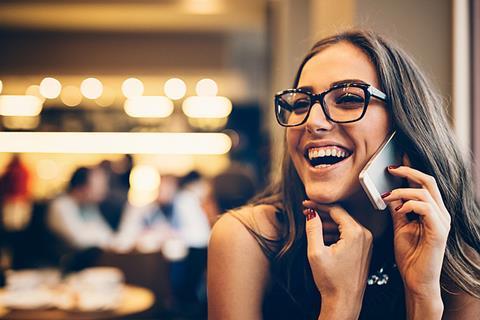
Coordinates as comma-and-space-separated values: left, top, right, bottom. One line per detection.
304, 208, 317, 221
388, 165, 400, 170
381, 191, 391, 198
395, 204, 403, 211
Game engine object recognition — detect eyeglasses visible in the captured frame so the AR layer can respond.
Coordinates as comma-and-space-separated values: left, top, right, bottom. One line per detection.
274, 82, 387, 127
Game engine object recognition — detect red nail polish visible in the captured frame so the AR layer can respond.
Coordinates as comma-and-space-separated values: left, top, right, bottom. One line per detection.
388, 165, 400, 170
381, 191, 391, 198
395, 204, 403, 211
306, 210, 317, 221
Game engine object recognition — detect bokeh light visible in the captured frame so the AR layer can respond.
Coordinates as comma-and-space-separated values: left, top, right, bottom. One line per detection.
164, 78, 187, 100
39, 77, 62, 99
96, 86, 116, 107
122, 78, 144, 98
129, 164, 161, 191
25, 85, 46, 102
128, 164, 161, 206
80, 77, 103, 99
124, 96, 174, 118
195, 78, 218, 96
0, 80, 3, 94
36, 159, 60, 181
61, 85, 82, 107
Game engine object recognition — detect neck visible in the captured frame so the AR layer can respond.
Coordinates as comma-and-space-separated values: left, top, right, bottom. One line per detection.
339, 188, 390, 240
341, 189, 395, 268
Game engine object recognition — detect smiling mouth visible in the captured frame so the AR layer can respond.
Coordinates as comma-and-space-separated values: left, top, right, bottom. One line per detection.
305, 146, 352, 168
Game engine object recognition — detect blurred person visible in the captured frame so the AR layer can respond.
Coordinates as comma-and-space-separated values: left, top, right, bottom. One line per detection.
99, 155, 133, 231
208, 30, 480, 319
112, 174, 180, 253
202, 166, 256, 226
170, 171, 210, 314
47, 166, 113, 251
0, 154, 33, 231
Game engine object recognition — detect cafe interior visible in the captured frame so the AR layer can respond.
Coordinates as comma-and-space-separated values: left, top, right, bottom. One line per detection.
0, 0, 478, 319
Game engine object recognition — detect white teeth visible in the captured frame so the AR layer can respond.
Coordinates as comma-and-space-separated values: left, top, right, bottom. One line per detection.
307, 146, 350, 160
315, 164, 331, 168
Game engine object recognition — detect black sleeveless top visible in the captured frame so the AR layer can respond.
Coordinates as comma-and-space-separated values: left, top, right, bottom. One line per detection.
262, 265, 406, 319
259, 214, 406, 320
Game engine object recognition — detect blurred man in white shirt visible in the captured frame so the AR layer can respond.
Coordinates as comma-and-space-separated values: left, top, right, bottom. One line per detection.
47, 166, 113, 250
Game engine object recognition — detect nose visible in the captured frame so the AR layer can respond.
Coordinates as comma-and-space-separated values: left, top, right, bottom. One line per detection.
305, 102, 334, 133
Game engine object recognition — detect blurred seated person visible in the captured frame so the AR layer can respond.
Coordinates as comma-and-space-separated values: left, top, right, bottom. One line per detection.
169, 171, 210, 313
47, 166, 113, 251
202, 166, 257, 226
99, 155, 133, 231
112, 174, 180, 253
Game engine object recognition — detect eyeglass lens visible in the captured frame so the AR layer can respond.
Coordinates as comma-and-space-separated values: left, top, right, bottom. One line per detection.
277, 86, 367, 125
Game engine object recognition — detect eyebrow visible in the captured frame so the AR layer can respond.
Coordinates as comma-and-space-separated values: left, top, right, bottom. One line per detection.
297, 79, 368, 92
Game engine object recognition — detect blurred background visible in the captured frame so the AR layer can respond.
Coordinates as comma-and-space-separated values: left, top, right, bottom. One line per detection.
0, 0, 478, 319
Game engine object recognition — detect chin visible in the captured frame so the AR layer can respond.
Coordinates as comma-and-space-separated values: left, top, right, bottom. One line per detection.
303, 179, 361, 204
304, 186, 342, 204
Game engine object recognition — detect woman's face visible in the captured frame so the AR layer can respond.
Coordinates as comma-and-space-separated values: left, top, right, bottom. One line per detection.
287, 42, 391, 204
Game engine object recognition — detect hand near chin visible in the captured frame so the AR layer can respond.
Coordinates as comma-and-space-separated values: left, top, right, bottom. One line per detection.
302, 200, 373, 319
382, 155, 450, 303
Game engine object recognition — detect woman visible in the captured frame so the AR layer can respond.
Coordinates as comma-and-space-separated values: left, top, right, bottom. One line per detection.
208, 30, 480, 319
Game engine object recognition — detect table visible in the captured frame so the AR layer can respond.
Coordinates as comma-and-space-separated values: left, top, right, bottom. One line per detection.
0, 285, 154, 319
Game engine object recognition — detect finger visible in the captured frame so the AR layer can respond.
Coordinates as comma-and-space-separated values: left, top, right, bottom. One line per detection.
303, 209, 326, 250
382, 188, 449, 226
321, 205, 364, 241
402, 153, 412, 167
302, 200, 331, 213
388, 198, 408, 230
302, 200, 350, 224
394, 200, 449, 236
387, 166, 444, 207
382, 188, 434, 203
302, 201, 339, 244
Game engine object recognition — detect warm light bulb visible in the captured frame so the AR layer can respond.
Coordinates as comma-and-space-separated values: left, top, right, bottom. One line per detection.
164, 78, 187, 100
122, 78, 144, 98
40, 77, 62, 99
81, 78, 103, 99
195, 78, 218, 96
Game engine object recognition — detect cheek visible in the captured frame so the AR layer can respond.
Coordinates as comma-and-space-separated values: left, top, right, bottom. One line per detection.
286, 128, 301, 155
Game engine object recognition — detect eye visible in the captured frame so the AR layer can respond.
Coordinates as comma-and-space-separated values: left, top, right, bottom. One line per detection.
335, 93, 364, 104
292, 99, 310, 114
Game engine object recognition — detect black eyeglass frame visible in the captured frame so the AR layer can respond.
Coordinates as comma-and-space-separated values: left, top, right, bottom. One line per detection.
274, 82, 388, 127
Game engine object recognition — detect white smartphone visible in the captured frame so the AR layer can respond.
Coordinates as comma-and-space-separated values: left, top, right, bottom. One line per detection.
359, 131, 404, 211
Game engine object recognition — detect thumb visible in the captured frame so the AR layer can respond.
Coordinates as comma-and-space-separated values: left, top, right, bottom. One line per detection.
304, 208, 325, 250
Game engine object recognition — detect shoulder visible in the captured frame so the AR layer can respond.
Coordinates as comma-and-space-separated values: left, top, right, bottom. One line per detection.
208, 204, 279, 319
48, 194, 75, 214
226, 204, 281, 238
208, 204, 280, 261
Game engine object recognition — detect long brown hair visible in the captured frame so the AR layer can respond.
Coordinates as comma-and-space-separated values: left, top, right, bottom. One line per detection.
240, 29, 480, 300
